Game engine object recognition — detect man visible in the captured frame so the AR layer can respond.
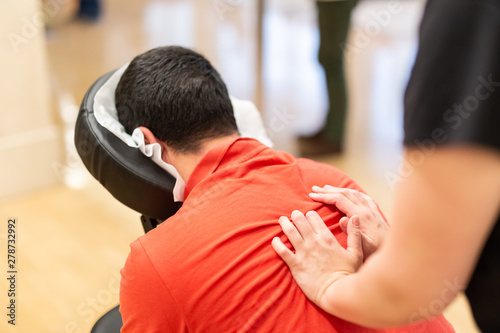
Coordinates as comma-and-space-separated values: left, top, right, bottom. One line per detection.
116, 46, 453, 332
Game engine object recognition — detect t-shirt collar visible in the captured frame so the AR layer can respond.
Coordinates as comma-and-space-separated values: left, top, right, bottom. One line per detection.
183, 137, 267, 199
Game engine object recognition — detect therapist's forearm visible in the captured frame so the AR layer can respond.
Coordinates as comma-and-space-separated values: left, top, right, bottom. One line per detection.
317, 147, 500, 327
317, 250, 439, 327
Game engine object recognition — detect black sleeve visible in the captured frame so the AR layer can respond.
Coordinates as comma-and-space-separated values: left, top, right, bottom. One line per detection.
403, 0, 500, 152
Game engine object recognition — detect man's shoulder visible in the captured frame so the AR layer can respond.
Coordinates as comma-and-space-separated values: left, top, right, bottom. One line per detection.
295, 157, 363, 192
295, 157, 339, 171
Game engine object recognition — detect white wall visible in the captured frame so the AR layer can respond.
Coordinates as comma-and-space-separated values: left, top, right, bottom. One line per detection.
0, 0, 63, 199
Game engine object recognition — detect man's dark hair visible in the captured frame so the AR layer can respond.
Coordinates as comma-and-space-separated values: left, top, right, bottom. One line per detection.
115, 46, 238, 153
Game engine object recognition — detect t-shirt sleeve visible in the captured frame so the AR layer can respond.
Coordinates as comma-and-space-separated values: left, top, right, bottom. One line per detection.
403, 0, 500, 152
120, 238, 187, 333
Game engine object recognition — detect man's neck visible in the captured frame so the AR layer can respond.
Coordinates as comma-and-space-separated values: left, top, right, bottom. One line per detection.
169, 135, 239, 183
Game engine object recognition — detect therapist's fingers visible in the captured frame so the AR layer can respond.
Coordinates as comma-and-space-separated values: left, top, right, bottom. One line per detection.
351, 188, 370, 204
360, 192, 385, 218
310, 190, 360, 217
272, 237, 296, 265
345, 216, 363, 265
310, 186, 384, 225
277, 215, 304, 249
323, 186, 379, 213
290, 210, 317, 239
316, 186, 363, 204
304, 211, 336, 243
339, 216, 349, 234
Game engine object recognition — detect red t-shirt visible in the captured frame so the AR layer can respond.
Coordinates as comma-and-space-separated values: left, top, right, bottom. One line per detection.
120, 138, 454, 332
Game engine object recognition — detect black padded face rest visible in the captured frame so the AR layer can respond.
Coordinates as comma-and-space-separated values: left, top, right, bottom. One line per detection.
75, 70, 181, 221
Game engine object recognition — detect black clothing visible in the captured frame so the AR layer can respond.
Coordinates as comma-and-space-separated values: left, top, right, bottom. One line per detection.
403, 0, 500, 331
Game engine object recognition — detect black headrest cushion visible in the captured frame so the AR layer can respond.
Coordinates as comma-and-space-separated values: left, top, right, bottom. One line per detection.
74, 71, 181, 221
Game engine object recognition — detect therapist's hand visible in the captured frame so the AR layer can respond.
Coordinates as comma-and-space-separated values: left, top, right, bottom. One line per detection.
272, 210, 363, 307
310, 186, 389, 259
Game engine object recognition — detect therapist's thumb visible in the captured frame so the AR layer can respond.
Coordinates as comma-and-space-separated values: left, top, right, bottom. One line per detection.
346, 216, 363, 264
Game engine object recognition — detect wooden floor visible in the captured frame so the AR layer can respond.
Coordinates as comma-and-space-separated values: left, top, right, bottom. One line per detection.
0, 0, 480, 332
0, 182, 143, 333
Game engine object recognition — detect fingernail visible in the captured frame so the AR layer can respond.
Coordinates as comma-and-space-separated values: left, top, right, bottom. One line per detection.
352, 216, 360, 227
306, 210, 316, 217
312, 186, 321, 191
309, 192, 318, 197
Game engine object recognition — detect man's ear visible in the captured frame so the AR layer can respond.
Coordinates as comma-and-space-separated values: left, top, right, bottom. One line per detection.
139, 126, 159, 145
138, 126, 172, 163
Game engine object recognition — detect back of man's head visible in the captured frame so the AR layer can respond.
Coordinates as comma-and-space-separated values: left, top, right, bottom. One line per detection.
116, 46, 238, 153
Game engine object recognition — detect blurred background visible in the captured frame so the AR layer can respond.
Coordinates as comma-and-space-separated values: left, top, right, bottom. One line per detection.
0, 0, 480, 332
